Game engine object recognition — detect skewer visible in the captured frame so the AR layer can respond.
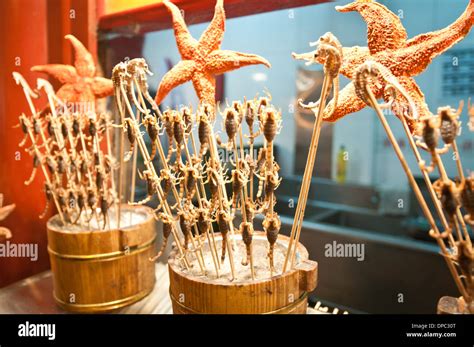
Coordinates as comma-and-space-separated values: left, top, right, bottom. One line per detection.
356, 63, 470, 302
283, 74, 330, 273
119, 80, 194, 271
18, 115, 65, 224
131, 77, 207, 274
180, 120, 220, 277
206, 115, 237, 279
188, 129, 221, 271
38, 79, 81, 219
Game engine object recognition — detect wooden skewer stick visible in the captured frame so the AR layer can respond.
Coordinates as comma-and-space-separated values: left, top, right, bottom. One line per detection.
19, 115, 65, 224
238, 125, 255, 279
13, 73, 65, 189
181, 124, 220, 277
132, 80, 207, 274
118, 83, 191, 270
75, 114, 99, 223
37, 79, 81, 219
101, 113, 119, 223
400, 119, 457, 248
188, 130, 221, 271
283, 74, 330, 273
363, 81, 470, 302
206, 117, 237, 280
452, 141, 465, 182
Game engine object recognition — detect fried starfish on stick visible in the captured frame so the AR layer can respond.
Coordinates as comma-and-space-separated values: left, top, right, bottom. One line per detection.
154, 0, 270, 107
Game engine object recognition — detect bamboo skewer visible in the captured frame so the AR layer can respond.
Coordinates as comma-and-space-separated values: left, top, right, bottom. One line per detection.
118, 83, 192, 270
131, 80, 207, 274
207, 124, 237, 280
283, 74, 330, 273
360, 76, 471, 302
188, 130, 221, 271
13, 73, 65, 190
181, 128, 220, 277
19, 115, 66, 224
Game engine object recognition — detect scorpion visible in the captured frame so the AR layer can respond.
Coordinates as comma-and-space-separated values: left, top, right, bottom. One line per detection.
182, 158, 202, 201
132, 169, 156, 206
438, 104, 463, 146
240, 199, 256, 266
162, 110, 176, 162
39, 183, 53, 219
197, 108, 212, 158
177, 201, 197, 251
24, 153, 41, 186
416, 116, 450, 173
217, 209, 233, 263
433, 179, 461, 236
196, 199, 214, 240
204, 158, 230, 211
150, 212, 175, 261
217, 107, 239, 150
181, 106, 194, 135
230, 163, 249, 213
98, 193, 113, 229
73, 188, 87, 224
16, 115, 30, 147
450, 241, 473, 290
143, 114, 159, 161
263, 211, 281, 273
173, 110, 186, 166
459, 175, 474, 225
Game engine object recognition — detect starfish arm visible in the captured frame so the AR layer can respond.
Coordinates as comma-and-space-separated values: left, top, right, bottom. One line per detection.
322, 82, 366, 122
198, 0, 225, 55
163, 0, 198, 60
0, 227, 12, 239
155, 60, 197, 105
205, 50, 271, 75
340, 46, 370, 79
91, 77, 114, 99
55, 84, 95, 104
65, 35, 96, 78
31, 64, 78, 84
407, 0, 474, 48
0, 203, 15, 221
336, 1, 407, 54
191, 72, 216, 107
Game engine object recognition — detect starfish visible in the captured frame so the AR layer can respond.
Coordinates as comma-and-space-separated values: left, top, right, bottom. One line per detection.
31, 35, 113, 108
295, 0, 474, 132
155, 0, 271, 107
0, 194, 15, 240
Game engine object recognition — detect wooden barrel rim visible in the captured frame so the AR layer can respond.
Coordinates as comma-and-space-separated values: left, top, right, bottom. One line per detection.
168, 232, 309, 285
170, 289, 309, 314
47, 235, 156, 261
53, 287, 153, 312
46, 205, 154, 234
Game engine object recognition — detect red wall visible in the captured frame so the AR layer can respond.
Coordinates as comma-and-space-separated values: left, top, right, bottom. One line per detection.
0, 0, 50, 287
0, 0, 98, 287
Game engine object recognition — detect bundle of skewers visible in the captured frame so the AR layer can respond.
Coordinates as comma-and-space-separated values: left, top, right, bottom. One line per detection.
350, 61, 473, 313
12, 72, 117, 229
112, 58, 284, 280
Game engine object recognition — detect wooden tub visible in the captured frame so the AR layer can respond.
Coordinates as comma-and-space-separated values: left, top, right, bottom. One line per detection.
47, 205, 156, 313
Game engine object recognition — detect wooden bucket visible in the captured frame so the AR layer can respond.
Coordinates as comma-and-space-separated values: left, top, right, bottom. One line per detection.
47, 205, 156, 313
168, 232, 318, 314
